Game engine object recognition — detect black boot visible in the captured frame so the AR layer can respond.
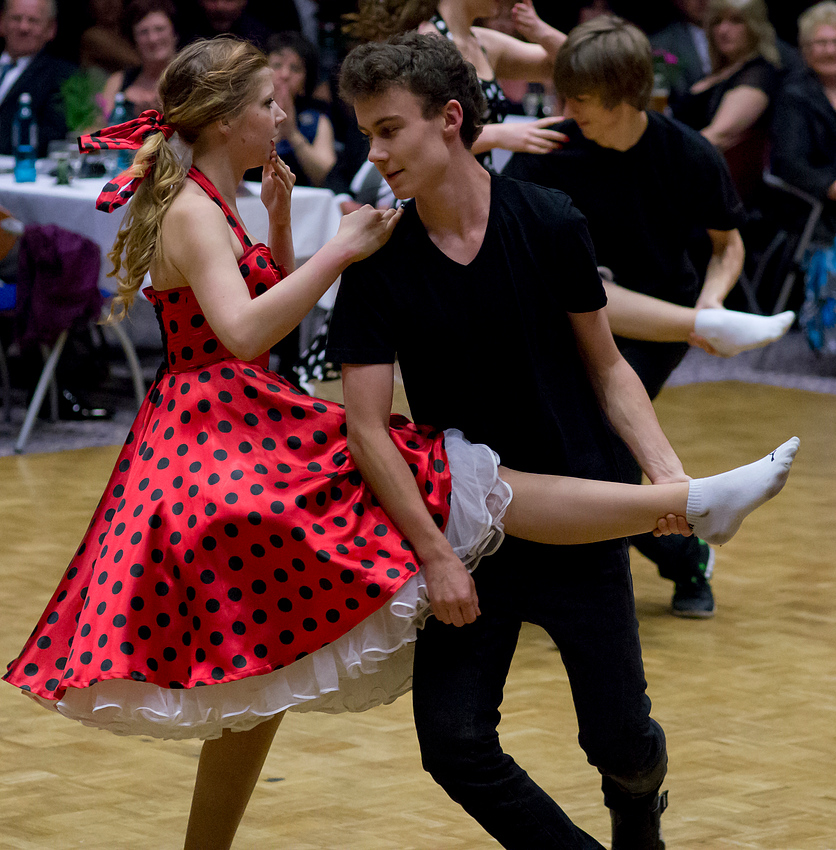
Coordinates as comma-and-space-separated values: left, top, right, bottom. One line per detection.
610, 789, 667, 850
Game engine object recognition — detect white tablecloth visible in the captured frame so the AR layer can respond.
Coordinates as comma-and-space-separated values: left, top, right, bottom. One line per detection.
0, 173, 343, 296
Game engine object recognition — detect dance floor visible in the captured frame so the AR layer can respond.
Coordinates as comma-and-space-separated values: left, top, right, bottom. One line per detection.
0, 380, 834, 849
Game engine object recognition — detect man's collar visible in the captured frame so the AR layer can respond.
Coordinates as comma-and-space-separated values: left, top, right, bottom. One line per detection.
0, 50, 36, 68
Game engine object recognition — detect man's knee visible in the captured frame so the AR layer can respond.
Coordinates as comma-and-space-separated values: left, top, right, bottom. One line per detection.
592, 720, 667, 807
582, 719, 666, 787
416, 713, 506, 787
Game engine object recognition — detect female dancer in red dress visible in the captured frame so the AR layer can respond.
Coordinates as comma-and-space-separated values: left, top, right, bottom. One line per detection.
3, 36, 797, 849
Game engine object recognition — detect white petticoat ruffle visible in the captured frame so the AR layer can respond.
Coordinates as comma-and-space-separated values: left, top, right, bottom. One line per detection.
27, 429, 513, 740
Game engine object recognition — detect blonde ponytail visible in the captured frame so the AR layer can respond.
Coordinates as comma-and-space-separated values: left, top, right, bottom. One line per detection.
106, 133, 186, 321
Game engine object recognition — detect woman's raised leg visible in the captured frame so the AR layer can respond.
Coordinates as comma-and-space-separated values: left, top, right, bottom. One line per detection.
603, 280, 697, 343
498, 436, 799, 547
603, 280, 794, 356
499, 468, 690, 546
184, 712, 284, 850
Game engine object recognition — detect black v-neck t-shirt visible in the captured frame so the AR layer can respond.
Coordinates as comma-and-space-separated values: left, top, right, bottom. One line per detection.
327, 173, 619, 481
504, 110, 746, 306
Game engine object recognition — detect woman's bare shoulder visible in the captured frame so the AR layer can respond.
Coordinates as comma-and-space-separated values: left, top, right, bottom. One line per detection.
164, 182, 227, 233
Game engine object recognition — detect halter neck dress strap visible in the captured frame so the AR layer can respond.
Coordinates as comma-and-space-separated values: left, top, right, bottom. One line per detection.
428, 13, 509, 129
187, 165, 254, 250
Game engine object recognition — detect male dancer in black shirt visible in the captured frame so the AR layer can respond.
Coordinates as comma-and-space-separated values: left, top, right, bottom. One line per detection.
505, 15, 777, 618
328, 32, 684, 850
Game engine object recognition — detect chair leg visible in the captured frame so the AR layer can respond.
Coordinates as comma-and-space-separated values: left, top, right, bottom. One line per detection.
772, 267, 802, 317
44, 344, 59, 421
14, 330, 69, 454
103, 314, 145, 407
0, 339, 10, 423
734, 274, 764, 315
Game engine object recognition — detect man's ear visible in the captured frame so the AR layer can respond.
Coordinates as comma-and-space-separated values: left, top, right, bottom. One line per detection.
441, 99, 464, 140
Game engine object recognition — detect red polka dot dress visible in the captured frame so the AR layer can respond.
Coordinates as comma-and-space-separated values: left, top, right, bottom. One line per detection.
3, 168, 512, 740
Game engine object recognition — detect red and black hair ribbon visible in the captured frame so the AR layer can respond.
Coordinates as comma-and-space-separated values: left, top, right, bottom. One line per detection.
78, 110, 176, 213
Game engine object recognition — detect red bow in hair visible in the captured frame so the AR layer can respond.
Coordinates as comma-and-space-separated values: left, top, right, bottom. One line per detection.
78, 110, 176, 213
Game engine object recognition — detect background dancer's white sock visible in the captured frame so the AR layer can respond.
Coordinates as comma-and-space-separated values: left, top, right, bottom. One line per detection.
686, 437, 800, 545
694, 309, 795, 357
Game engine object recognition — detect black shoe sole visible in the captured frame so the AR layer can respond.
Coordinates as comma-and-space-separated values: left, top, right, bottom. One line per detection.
670, 605, 716, 619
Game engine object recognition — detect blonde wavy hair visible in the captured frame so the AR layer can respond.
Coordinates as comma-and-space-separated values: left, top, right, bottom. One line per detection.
343, 0, 438, 42
705, 0, 780, 71
106, 36, 268, 321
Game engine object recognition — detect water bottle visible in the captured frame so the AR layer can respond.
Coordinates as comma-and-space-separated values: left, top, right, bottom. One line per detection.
12, 93, 38, 183
107, 93, 134, 176
522, 83, 545, 118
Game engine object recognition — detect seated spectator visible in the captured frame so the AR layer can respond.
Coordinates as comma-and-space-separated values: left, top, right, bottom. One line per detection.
674, 0, 781, 205
268, 31, 336, 187
100, 0, 178, 119
181, 0, 272, 51
0, 0, 76, 157
650, 0, 712, 107
771, 1, 836, 242
79, 0, 141, 75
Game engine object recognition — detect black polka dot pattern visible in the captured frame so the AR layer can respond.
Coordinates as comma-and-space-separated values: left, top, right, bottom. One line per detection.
3, 167, 452, 705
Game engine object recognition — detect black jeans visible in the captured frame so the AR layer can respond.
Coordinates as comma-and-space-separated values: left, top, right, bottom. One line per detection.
614, 338, 705, 583
412, 536, 667, 849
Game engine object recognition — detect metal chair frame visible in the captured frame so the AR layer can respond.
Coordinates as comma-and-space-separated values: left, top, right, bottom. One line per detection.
738, 172, 824, 316
0, 295, 145, 453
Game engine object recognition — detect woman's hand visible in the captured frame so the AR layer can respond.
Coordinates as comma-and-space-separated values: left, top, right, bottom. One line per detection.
511, 0, 552, 45
333, 204, 404, 263
261, 142, 294, 227
494, 117, 568, 153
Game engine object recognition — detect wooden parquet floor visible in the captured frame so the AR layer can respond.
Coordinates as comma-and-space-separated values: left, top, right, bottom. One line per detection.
0, 380, 834, 849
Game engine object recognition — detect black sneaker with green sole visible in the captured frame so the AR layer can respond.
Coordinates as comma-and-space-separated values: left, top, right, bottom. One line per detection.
671, 542, 715, 619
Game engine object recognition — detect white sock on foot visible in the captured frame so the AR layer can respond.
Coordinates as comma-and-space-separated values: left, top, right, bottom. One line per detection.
686, 437, 800, 545
693, 309, 795, 357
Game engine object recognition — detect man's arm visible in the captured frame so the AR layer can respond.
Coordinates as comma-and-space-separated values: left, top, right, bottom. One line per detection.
569, 307, 688, 485
695, 227, 744, 309
341, 363, 480, 627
